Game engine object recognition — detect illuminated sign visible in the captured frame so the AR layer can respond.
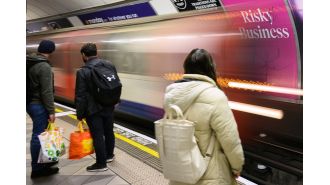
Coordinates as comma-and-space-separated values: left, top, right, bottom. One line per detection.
171, 0, 221, 12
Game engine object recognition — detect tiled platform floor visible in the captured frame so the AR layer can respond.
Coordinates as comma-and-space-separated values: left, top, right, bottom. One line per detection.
26, 115, 168, 185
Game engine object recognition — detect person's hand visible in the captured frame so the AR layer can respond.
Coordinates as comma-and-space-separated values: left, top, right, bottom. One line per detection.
48, 114, 55, 123
233, 172, 240, 179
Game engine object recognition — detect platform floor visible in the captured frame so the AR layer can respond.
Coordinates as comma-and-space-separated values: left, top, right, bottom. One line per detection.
26, 113, 169, 185
26, 103, 255, 185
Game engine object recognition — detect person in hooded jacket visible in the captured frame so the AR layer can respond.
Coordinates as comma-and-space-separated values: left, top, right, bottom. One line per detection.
163, 48, 244, 185
26, 40, 59, 178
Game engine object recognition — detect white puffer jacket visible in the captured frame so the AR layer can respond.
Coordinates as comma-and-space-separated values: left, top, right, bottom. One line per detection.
164, 74, 244, 185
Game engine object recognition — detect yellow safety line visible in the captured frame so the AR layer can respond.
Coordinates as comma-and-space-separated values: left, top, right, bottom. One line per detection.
55, 108, 63, 113
115, 133, 159, 158
55, 108, 78, 120
55, 107, 159, 158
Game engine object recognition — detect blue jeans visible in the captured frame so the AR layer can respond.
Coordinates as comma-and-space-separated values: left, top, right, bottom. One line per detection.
26, 103, 49, 171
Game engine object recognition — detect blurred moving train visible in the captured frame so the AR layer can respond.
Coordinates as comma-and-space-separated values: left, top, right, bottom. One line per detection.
27, 5, 303, 182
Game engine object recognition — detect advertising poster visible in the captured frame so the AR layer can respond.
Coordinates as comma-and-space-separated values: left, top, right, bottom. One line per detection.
220, 0, 302, 99
27, 18, 73, 33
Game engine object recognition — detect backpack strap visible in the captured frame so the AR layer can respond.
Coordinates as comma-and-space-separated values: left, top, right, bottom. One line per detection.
82, 59, 101, 70
183, 85, 216, 160
167, 102, 216, 161
83, 59, 114, 71
81, 59, 103, 85
205, 132, 216, 158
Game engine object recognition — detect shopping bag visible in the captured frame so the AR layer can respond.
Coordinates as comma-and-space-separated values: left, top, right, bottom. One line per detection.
38, 122, 66, 163
69, 120, 94, 159
155, 104, 215, 184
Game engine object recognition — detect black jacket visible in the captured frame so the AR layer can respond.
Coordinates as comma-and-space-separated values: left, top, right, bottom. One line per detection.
27, 54, 55, 114
75, 57, 116, 120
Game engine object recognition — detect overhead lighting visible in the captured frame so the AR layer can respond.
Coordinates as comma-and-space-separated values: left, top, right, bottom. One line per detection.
102, 34, 201, 44
201, 33, 242, 37
163, 73, 183, 81
102, 40, 126, 43
26, 44, 39, 48
102, 37, 155, 43
162, 73, 284, 119
130, 38, 156, 42
164, 35, 198, 40
228, 82, 303, 96
229, 101, 284, 119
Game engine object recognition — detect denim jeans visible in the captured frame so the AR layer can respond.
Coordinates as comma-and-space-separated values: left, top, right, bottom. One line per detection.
26, 103, 49, 171
86, 107, 115, 165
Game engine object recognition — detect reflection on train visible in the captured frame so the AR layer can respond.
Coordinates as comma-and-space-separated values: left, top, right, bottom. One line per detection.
27, 7, 303, 185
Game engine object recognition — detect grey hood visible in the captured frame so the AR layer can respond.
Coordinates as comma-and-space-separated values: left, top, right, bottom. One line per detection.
164, 74, 216, 113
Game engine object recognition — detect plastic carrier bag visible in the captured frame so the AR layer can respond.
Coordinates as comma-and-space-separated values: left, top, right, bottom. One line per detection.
38, 122, 65, 163
69, 120, 94, 159
155, 104, 215, 184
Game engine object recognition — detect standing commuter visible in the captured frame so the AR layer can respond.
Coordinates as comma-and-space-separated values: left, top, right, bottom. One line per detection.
26, 40, 59, 178
163, 49, 244, 185
75, 43, 119, 172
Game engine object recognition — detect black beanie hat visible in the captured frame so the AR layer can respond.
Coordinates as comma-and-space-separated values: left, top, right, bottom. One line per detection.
38, 40, 55, 54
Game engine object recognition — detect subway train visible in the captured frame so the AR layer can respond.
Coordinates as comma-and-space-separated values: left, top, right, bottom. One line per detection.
27, 6, 303, 182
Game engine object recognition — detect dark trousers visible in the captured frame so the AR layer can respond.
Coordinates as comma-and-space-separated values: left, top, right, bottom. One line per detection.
86, 107, 115, 165
26, 103, 49, 171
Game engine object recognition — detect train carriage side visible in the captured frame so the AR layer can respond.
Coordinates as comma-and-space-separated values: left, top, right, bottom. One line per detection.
27, 10, 302, 148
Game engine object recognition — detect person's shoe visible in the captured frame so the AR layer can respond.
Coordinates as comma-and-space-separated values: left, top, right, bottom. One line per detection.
106, 155, 115, 163
31, 167, 59, 178
45, 161, 59, 167
86, 163, 108, 172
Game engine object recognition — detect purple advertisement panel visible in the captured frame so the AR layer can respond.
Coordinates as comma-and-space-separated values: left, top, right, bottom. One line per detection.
221, 0, 302, 97
78, 2, 156, 25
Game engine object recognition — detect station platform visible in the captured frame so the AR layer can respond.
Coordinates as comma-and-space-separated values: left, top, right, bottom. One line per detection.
26, 103, 254, 185
26, 103, 168, 185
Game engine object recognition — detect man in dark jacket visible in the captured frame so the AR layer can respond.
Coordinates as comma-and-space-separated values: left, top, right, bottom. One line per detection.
75, 43, 116, 172
26, 40, 59, 178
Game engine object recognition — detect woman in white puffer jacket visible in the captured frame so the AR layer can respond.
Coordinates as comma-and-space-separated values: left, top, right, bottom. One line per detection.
164, 49, 244, 185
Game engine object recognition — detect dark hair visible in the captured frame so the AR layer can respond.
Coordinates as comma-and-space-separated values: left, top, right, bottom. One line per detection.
80, 43, 97, 57
183, 48, 220, 88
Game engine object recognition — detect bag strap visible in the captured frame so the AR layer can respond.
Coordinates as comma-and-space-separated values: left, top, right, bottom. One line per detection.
165, 85, 214, 121
76, 119, 88, 133
166, 85, 216, 159
82, 58, 103, 70
205, 132, 216, 159
83, 59, 113, 70
165, 104, 184, 120
163, 105, 216, 160
46, 122, 56, 131
184, 85, 216, 160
